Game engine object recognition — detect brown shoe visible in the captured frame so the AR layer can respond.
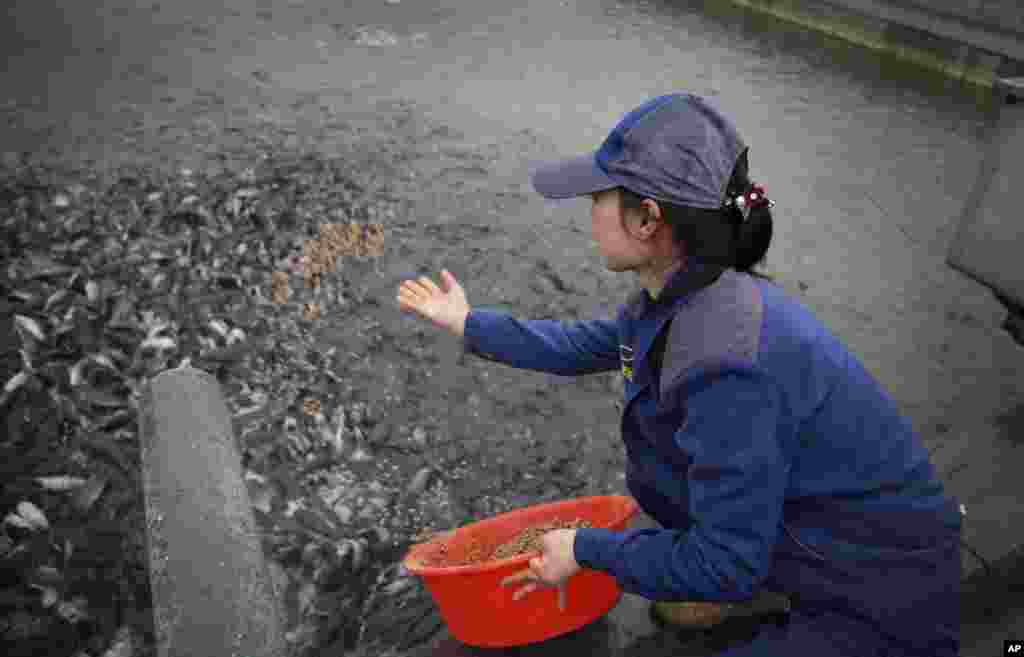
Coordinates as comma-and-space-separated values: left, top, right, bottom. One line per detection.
650, 591, 791, 630
651, 600, 734, 630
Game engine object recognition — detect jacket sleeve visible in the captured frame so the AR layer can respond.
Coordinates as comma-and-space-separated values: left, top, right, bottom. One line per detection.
461, 308, 622, 375
573, 360, 794, 602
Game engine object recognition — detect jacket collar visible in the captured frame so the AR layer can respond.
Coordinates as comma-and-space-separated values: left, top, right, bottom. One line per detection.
623, 256, 727, 322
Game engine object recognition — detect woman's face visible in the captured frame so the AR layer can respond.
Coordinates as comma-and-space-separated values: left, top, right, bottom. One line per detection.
589, 188, 687, 300
590, 188, 662, 273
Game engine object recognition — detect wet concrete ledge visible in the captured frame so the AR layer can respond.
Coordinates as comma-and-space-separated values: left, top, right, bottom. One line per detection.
705, 0, 1024, 92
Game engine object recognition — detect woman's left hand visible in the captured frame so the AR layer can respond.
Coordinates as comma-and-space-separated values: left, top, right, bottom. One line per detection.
500, 529, 581, 611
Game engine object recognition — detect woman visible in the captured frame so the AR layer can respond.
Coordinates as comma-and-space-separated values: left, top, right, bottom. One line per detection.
396, 93, 961, 656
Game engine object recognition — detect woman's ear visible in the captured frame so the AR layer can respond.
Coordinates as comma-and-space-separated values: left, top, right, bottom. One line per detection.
641, 199, 663, 222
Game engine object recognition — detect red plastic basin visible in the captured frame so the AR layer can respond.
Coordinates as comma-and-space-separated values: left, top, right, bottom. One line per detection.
402, 495, 639, 648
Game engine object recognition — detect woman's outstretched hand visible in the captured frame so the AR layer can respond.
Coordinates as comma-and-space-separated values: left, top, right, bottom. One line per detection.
397, 269, 471, 338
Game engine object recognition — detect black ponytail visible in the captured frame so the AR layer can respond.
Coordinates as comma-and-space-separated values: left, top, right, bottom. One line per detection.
618, 148, 775, 281
722, 149, 774, 279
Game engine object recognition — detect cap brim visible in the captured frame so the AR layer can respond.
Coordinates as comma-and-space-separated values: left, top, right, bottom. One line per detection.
529, 153, 619, 200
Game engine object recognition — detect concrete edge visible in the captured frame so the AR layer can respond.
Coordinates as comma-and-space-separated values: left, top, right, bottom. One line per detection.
961, 543, 1024, 626
718, 0, 1020, 93
825, 0, 1024, 62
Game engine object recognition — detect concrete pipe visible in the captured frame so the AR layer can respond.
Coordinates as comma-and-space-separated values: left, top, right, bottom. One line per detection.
138, 364, 286, 657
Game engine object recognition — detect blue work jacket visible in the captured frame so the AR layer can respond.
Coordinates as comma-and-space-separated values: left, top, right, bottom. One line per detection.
461, 259, 961, 655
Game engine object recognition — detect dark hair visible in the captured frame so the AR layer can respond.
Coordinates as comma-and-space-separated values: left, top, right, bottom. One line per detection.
617, 149, 774, 281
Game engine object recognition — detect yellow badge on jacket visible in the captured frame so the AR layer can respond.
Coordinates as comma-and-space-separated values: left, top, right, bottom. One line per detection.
620, 344, 634, 382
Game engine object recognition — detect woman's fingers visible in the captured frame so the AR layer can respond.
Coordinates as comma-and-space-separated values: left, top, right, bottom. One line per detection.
401, 278, 427, 293
401, 280, 425, 297
512, 582, 538, 601
398, 277, 439, 304
398, 280, 431, 310
501, 571, 569, 610
502, 567, 541, 602
500, 569, 534, 588
510, 582, 568, 610
420, 276, 442, 295
396, 290, 419, 312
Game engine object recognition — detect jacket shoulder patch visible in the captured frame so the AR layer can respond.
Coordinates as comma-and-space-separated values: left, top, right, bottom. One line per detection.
662, 270, 763, 390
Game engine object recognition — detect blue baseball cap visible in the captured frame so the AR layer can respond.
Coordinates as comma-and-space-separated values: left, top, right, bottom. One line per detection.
530, 93, 748, 211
